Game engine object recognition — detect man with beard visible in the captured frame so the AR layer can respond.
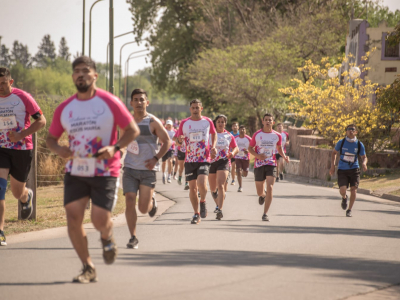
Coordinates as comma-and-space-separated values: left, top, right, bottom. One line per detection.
0, 67, 46, 246
46, 56, 139, 283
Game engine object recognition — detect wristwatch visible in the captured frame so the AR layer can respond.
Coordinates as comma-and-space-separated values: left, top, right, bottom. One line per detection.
114, 144, 121, 151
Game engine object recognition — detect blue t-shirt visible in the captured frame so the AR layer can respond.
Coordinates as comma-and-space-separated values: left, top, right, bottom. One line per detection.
230, 131, 240, 137
334, 139, 366, 170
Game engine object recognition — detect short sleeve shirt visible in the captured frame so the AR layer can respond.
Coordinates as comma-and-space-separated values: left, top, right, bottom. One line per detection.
234, 135, 252, 160
175, 116, 216, 163
281, 131, 289, 152
250, 130, 282, 168
166, 129, 176, 150
230, 131, 240, 138
0, 88, 42, 150
48, 89, 133, 177
174, 130, 186, 153
211, 130, 237, 163
334, 138, 366, 170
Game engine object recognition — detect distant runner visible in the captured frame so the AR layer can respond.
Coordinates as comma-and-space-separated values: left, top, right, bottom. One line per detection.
234, 125, 251, 192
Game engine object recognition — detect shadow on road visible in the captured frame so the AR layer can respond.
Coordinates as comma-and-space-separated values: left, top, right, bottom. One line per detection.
0, 281, 70, 286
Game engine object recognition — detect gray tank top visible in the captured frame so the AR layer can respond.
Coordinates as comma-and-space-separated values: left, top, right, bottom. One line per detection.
124, 113, 159, 171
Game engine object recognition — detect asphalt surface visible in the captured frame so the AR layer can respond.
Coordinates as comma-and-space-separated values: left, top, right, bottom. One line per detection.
1, 171, 400, 300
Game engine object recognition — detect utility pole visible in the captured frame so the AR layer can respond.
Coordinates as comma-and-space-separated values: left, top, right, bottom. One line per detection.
109, 0, 114, 94
82, 0, 86, 55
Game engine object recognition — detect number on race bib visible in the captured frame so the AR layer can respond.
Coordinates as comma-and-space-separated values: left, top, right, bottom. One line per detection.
71, 158, 96, 177
238, 151, 245, 156
127, 140, 139, 155
343, 152, 356, 163
190, 132, 202, 143
0, 116, 17, 130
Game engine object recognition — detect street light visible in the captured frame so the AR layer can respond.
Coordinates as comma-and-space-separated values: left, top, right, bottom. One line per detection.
119, 43, 146, 97
82, 0, 86, 55
89, 0, 104, 58
124, 52, 149, 105
109, 0, 114, 93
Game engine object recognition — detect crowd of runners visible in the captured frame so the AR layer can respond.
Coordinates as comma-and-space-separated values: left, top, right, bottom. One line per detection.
0, 56, 368, 283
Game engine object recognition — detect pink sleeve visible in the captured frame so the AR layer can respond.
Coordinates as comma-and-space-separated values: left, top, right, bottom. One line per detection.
229, 133, 237, 148
208, 118, 216, 134
176, 120, 185, 136
15, 89, 41, 115
48, 104, 65, 138
249, 132, 257, 147
285, 132, 289, 140
276, 132, 282, 146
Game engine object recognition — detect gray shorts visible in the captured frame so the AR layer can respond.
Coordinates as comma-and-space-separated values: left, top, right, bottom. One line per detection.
122, 167, 157, 195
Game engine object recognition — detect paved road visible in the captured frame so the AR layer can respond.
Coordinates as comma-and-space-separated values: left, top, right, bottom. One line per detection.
1, 171, 400, 300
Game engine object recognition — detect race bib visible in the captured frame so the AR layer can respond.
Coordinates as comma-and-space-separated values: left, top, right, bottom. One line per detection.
238, 151, 245, 156
343, 152, 356, 163
0, 116, 17, 130
127, 140, 139, 155
71, 158, 96, 177
259, 147, 273, 158
190, 132, 202, 143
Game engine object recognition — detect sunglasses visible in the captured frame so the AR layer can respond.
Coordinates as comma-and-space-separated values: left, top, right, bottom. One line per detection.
346, 128, 356, 131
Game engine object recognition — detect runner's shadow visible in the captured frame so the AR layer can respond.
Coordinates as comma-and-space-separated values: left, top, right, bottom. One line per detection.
360, 210, 400, 215
275, 214, 340, 218
0, 281, 70, 286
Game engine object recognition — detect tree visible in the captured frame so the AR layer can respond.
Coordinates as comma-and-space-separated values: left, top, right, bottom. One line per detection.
34, 34, 56, 67
0, 44, 12, 67
11, 41, 31, 68
58, 37, 70, 61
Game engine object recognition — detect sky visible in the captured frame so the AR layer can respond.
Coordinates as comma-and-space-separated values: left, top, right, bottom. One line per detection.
1, 0, 400, 77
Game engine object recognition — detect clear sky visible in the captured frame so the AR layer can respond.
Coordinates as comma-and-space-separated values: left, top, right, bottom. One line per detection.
1, 0, 399, 77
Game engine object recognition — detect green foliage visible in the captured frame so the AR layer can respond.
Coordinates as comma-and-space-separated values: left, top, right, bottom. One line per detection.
58, 37, 71, 61
11, 41, 31, 68
34, 35, 57, 68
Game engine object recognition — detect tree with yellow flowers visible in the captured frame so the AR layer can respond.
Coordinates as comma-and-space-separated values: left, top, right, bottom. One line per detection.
280, 53, 395, 153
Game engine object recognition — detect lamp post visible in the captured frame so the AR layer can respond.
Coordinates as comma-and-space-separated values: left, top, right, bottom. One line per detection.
119, 44, 146, 97
82, 0, 86, 55
105, 30, 135, 91
89, 0, 104, 58
124, 53, 149, 106
109, 0, 114, 94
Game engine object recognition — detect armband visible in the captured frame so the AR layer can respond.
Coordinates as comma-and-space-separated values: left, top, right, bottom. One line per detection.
31, 110, 43, 120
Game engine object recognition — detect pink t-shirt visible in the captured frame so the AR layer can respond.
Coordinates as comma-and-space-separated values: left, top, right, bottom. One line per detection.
176, 116, 216, 163
250, 129, 282, 168
0, 88, 42, 150
49, 89, 133, 177
211, 130, 237, 163
174, 130, 186, 153
234, 135, 252, 160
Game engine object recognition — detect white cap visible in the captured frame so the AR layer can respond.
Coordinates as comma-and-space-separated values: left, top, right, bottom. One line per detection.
166, 120, 173, 125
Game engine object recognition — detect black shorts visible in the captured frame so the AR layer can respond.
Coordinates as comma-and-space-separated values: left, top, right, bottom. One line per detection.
235, 159, 250, 171
185, 162, 210, 181
275, 152, 286, 160
210, 159, 230, 174
337, 168, 360, 188
254, 165, 276, 181
0, 148, 32, 182
231, 158, 236, 163
64, 173, 119, 212
162, 150, 173, 162
177, 150, 185, 161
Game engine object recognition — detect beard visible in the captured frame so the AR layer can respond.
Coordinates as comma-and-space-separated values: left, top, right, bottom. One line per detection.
75, 80, 93, 93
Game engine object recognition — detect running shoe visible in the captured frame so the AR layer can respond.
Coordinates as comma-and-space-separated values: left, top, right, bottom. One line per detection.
216, 210, 223, 220
346, 209, 352, 217
0, 230, 6, 246
20, 188, 33, 220
126, 236, 139, 249
238, 187, 242, 192
198, 191, 201, 199
173, 175, 177, 180
162, 174, 166, 184
184, 182, 189, 190
214, 206, 219, 213
276, 177, 279, 182
101, 235, 118, 265
148, 197, 158, 217
262, 214, 269, 221
73, 264, 97, 283
231, 180, 235, 185
211, 190, 218, 200
259, 195, 266, 205
191, 213, 201, 224
167, 174, 172, 183
280, 173, 283, 180
341, 195, 348, 210
178, 176, 182, 185
200, 201, 207, 218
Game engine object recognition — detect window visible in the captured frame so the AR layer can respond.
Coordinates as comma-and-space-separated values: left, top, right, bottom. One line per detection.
385, 39, 399, 57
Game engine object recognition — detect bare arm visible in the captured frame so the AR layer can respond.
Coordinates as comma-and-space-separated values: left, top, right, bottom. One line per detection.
9, 115, 46, 143
248, 145, 266, 161
144, 118, 171, 170
276, 145, 290, 163
360, 155, 368, 172
329, 149, 338, 176
46, 133, 73, 159
230, 146, 239, 158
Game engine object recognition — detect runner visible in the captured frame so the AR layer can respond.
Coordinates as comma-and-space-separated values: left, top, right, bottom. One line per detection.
174, 129, 186, 187
275, 123, 289, 182
248, 113, 289, 222
329, 124, 367, 217
162, 120, 176, 184
209, 115, 238, 220
46, 56, 139, 283
174, 99, 216, 224
234, 125, 251, 192
230, 122, 239, 186
0, 67, 46, 246
123, 88, 170, 249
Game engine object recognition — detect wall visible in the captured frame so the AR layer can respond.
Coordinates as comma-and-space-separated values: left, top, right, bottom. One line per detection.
298, 146, 335, 181
287, 127, 313, 159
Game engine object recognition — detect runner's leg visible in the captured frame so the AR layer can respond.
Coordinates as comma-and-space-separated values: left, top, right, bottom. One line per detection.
208, 173, 217, 205
178, 160, 184, 177
188, 180, 200, 213
264, 176, 275, 214
167, 157, 173, 177
236, 167, 242, 188
197, 174, 208, 202
255, 180, 266, 198
137, 185, 155, 214
65, 197, 93, 266
125, 192, 138, 237
231, 161, 236, 183
10, 175, 29, 203
0, 169, 8, 231
349, 186, 357, 210
91, 204, 113, 241
217, 170, 229, 209
339, 186, 347, 199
